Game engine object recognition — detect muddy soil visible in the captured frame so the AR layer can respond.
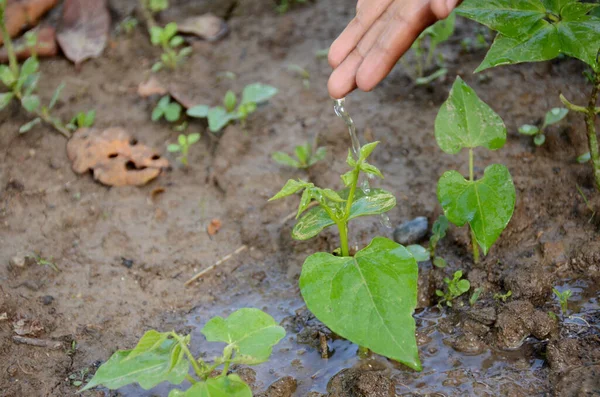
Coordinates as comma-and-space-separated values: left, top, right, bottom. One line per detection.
1, 0, 599, 396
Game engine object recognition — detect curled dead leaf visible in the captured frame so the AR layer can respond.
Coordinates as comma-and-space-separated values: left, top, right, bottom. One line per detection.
0, 26, 57, 62
56, 0, 110, 65
207, 219, 222, 236
13, 317, 44, 336
67, 127, 169, 187
138, 77, 167, 98
177, 13, 228, 42
0, 0, 58, 45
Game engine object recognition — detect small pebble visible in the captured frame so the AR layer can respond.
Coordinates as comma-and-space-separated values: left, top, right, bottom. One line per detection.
41, 295, 54, 305
393, 216, 428, 245
121, 257, 134, 269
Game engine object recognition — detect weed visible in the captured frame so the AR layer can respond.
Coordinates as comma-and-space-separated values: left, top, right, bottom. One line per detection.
152, 95, 182, 122
436, 270, 470, 307
68, 368, 89, 387
470, 287, 484, 306
167, 133, 200, 166
67, 110, 96, 131
187, 83, 277, 133
287, 64, 310, 89
118, 17, 139, 35
82, 308, 285, 395
406, 215, 449, 267
553, 288, 572, 315
576, 184, 596, 222
270, 141, 421, 370
435, 77, 516, 263
276, 0, 307, 13
493, 290, 512, 302
272, 141, 326, 169
149, 23, 192, 72
519, 107, 569, 146
30, 253, 59, 272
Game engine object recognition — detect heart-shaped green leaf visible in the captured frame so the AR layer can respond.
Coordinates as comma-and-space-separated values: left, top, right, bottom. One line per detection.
299, 237, 421, 370
168, 375, 251, 397
435, 77, 506, 154
201, 308, 285, 364
80, 339, 188, 391
437, 164, 515, 255
240, 83, 278, 105
292, 188, 396, 240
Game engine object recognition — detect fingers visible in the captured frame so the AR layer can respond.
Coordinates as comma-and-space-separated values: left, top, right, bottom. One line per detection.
430, 0, 461, 19
328, 0, 393, 69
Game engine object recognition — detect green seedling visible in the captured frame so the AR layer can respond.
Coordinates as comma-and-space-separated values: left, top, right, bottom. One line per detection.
167, 133, 200, 166
276, 0, 306, 13
152, 95, 182, 122
67, 110, 96, 131
406, 215, 449, 267
82, 308, 285, 395
403, 11, 455, 84
519, 107, 569, 146
435, 77, 516, 263
287, 64, 310, 89
118, 17, 139, 35
458, 0, 600, 190
436, 270, 471, 307
470, 287, 484, 306
30, 253, 59, 272
270, 141, 421, 371
272, 141, 326, 169
149, 22, 192, 72
0, 1, 72, 137
493, 290, 512, 302
553, 288, 572, 315
187, 83, 278, 133
68, 368, 89, 387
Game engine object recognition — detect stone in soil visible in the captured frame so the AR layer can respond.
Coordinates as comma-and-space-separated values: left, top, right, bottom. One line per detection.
495, 300, 557, 349
256, 376, 297, 397
327, 368, 395, 397
503, 263, 554, 305
393, 216, 428, 245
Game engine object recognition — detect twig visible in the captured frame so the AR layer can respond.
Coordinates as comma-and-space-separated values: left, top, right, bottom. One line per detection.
184, 245, 247, 286
12, 336, 63, 349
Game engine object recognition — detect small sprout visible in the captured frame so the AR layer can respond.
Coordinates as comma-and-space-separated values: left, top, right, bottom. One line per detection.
148, 0, 168, 13
518, 107, 568, 146
29, 253, 59, 272
149, 22, 191, 72
548, 311, 558, 321
469, 287, 484, 306
118, 17, 138, 35
287, 64, 310, 89
493, 290, 512, 302
167, 132, 200, 166
272, 141, 326, 169
553, 288, 572, 316
436, 270, 470, 307
67, 110, 96, 131
216, 71, 237, 81
276, 0, 307, 13
315, 48, 329, 59
577, 152, 591, 163
429, 214, 449, 266
152, 95, 182, 122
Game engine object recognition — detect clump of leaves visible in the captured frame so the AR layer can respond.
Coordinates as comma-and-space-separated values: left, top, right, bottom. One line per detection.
493, 290, 512, 302
67, 110, 96, 131
168, 132, 200, 166
402, 11, 455, 84
519, 107, 569, 146
0, 3, 72, 137
276, 0, 307, 13
436, 270, 471, 307
457, 0, 600, 190
406, 215, 449, 268
435, 77, 516, 263
82, 308, 285, 395
553, 288, 572, 315
150, 22, 192, 72
270, 141, 421, 371
187, 83, 278, 133
152, 95, 182, 122
272, 141, 326, 169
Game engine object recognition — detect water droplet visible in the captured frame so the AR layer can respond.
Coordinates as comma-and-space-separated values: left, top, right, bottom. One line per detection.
361, 179, 371, 194
379, 213, 392, 229
333, 98, 361, 156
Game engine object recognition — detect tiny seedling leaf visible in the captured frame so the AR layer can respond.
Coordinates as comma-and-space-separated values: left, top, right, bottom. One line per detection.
518, 124, 539, 135
433, 256, 447, 268
19, 117, 41, 133
577, 152, 591, 163
359, 141, 379, 161
272, 152, 301, 168
187, 133, 201, 144
406, 244, 430, 262
534, 133, 546, 146
167, 144, 181, 152
49, 83, 65, 109
0, 92, 14, 110
241, 83, 278, 105
207, 107, 233, 132
544, 107, 568, 126
269, 179, 310, 200
295, 143, 311, 165
168, 374, 252, 397
223, 90, 237, 112
165, 103, 182, 122
21, 95, 40, 113
0, 65, 16, 87
187, 105, 210, 118
360, 162, 384, 178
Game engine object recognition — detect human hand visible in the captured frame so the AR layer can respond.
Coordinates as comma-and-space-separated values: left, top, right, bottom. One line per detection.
328, 0, 459, 98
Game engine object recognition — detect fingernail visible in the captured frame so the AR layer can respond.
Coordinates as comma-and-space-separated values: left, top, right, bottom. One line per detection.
446, 0, 458, 11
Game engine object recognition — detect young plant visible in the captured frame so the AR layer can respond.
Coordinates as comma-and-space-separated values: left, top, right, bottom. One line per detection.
402, 11, 456, 84
276, 0, 306, 13
287, 64, 310, 89
270, 142, 421, 371
149, 22, 192, 72
118, 17, 139, 35
0, 1, 71, 137
519, 107, 569, 146
435, 270, 471, 307
435, 77, 516, 263
67, 110, 96, 131
187, 83, 278, 133
406, 215, 449, 268
81, 308, 285, 395
272, 141, 326, 169
493, 290, 512, 302
470, 287, 484, 306
152, 95, 182, 122
168, 132, 200, 166
457, 0, 600, 190
553, 288, 572, 315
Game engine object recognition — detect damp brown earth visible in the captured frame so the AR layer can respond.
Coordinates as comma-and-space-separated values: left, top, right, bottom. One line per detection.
0, 0, 599, 396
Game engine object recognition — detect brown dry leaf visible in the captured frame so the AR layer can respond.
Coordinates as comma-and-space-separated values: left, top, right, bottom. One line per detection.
207, 219, 222, 236
138, 77, 167, 98
56, 0, 110, 65
177, 13, 228, 42
0, 26, 57, 62
13, 318, 44, 336
0, 0, 58, 45
67, 127, 170, 187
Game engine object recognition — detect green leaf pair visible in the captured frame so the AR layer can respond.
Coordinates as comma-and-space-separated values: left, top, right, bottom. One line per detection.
519, 107, 569, 146
67, 110, 96, 131
167, 133, 201, 166
272, 141, 326, 169
435, 270, 471, 307
153, 95, 182, 122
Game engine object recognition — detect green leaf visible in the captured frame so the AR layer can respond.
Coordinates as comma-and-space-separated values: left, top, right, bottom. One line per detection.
84, 110, 96, 127
437, 164, 516, 255
167, 144, 181, 152
223, 90, 237, 112
360, 162, 384, 178
340, 170, 354, 187
150, 26, 163, 45
163, 23, 178, 41
311, 147, 327, 164
80, 339, 188, 391
169, 375, 252, 397
346, 149, 357, 167
152, 106, 164, 121
359, 141, 379, 161
321, 188, 344, 203
544, 107, 568, 126
577, 152, 591, 163
165, 103, 182, 122
269, 179, 310, 200
272, 152, 301, 168
188, 133, 201, 144
518, 124, 540, 135
432, 215, 449, 239
49, 82, 65, 109
534, 133, 546, 146
19, 57, 39, 80
187, 105, 210, 118
296, 188, 313, 219
21, 95, 40, 112
0, 65, 16, 87
240, 83, 278, 105
433, 256, 447, 268
170, 35, 184, 47
202, 308, 285, 364
426, 11, 456, 46
295, 143, 311, 165
22, 72, 39, 96
406, 244, 430, 262
19, 117, 41, 133
0, 92, 14, 110
125, 330, 170, 362
299, 237, 421, 370
207, 107, 233, 132
292, 188, 396, 240
149, 0, 168, 12
435, 77, 506, 154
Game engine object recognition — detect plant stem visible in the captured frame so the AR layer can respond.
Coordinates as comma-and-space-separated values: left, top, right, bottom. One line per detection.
172, 333, 205, 379
338, 166, 360, 257
138, 0, 157, 29
585, 73, 600, 191
221, 345, 233, 376
469, 149, 480, 263
338, 221, 349, 257
185, 374, 198, 384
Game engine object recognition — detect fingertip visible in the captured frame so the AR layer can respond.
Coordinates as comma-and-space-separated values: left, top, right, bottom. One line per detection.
430, 0, 452, 20
328, 42, 343, 69
355, 71, 377, 93
328, 72, 356, 99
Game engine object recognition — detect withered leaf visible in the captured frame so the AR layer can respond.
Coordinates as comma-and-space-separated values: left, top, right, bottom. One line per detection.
177, 13, 228, 42
138, 77, 167, 98
56, 0, 110, 65
207, 219, 222, 236
67, 127, 169, 187
0, 0, 58, 45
